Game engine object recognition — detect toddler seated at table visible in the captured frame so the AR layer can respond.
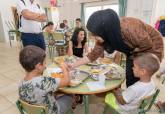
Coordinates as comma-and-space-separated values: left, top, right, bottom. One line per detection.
18, 45, 72, 114
105, 53, 160, 114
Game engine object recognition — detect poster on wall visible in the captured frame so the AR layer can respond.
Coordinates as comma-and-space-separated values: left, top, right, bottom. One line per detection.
50, 0, 57, 7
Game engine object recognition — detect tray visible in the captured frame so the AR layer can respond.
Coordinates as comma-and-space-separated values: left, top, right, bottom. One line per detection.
89, 65, 122, 80
54, 56, 78, 65
69, 69, 89, 87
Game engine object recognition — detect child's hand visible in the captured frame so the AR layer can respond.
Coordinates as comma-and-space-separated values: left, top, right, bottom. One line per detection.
60, 63, 68, 71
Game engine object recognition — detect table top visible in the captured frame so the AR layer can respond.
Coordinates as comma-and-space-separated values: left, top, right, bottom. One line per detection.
44, 56, 125, 95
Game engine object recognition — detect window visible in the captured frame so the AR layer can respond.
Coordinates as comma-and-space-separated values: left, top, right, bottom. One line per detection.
103, 4, 119, 14
84, 4, 119, 24
84, 6, 101, 25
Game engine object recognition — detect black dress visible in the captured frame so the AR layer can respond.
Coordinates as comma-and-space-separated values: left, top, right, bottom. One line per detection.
73, 46, 84, 58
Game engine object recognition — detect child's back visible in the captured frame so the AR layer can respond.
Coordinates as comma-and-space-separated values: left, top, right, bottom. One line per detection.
106, 53, 160, 114
19, 76, 60, 114
19, 45, 72, 114
118, 79, 155, 113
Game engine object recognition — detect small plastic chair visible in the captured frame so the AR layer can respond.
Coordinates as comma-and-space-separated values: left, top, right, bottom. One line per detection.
16, 99, 74, 114
103, 89, 160, 114
43, 32, 56, 59
138, 89, 160, 114
16, 99, 48, 114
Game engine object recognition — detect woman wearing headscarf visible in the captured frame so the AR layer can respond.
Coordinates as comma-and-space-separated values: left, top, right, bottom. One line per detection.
69, 9, 164, 87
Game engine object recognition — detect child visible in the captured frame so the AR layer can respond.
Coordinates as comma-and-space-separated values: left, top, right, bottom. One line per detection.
105, 53, 160, 114
19, 45, 72, 114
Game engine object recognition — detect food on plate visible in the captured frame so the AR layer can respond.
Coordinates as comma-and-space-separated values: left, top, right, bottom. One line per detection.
69, 80, 81, 86
51, 72, 64, 78
105, 66, 122, 79
91, 69, 101, 74
99, 57, 113, 64
69, 70, 89, 86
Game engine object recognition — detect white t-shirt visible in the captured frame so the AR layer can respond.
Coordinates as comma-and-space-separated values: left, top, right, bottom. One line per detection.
17, 0, 45, 33
118, 79, 155, 114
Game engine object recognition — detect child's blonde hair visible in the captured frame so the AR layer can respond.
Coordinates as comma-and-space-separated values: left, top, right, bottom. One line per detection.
134, 53, 160, 76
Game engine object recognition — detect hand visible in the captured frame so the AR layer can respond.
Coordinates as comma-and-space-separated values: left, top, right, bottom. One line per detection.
60, 63, 68, 71
66, 63, 74, 71
38, 13, 46, 22
112, 87, 120, 93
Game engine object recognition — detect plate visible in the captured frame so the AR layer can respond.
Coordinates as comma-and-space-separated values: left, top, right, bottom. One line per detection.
87, 60, 100, 66
69, 69, 89, 87
54, 56, 78, 64
104, 66, 122, 80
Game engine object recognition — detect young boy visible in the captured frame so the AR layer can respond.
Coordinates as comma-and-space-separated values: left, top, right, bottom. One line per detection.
105, 53, 160, 114
19, 45, 72, 114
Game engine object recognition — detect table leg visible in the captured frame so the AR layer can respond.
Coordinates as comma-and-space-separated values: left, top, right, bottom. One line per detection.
83, 95, 89, 114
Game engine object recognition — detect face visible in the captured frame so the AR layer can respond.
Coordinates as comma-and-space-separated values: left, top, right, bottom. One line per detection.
133, 61, 140, 78
78, 31, 85, 41
76, 21, 81, 28
133, 60, 146, 78
36, 59, 46, 75
91, 33, 104, 43
49, 25, 54, 30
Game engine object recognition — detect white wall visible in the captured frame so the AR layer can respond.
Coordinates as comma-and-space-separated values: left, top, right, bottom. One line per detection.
0, 0, 17, 42
151, 0, 165, 26
126, 0, 154, 25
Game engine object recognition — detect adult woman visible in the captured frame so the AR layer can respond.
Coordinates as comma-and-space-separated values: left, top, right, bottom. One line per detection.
69, 9, 164, 87
43, 21, 54, 33
67, 28, 88, 58
43, 21, 55, 46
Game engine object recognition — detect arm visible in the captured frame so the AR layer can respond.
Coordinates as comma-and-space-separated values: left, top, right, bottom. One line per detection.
113, 88, 126, 105
58, 63, 70, 87
67, 41, 73, 56
68, 41, 104, 69
22, 10, 46, 22
83, 42, 89, 57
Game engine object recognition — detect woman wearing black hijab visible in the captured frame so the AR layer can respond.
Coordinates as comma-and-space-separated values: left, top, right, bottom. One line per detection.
69, 9, 164, 87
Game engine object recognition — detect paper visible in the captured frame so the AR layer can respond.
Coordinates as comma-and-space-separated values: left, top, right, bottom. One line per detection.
86, 81, 106, 91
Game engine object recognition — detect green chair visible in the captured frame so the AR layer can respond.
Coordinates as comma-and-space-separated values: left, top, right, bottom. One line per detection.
103, 89, 160, 114
138, 89, 160, 114
120, 53, 126, 69
16, 99, 48, 114
16, 99, 74, 114
43, 32, 56, 59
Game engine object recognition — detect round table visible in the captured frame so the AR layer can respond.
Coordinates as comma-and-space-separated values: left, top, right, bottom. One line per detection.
44, 56, 125, 114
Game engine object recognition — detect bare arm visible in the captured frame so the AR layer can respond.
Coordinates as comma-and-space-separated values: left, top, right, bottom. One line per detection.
113, 88, 126, 105
67, 41, 73, 56
68, 41, 104, 69
58, 63, 70, 87
22, 9, 46, 22
84, 43, 89, 54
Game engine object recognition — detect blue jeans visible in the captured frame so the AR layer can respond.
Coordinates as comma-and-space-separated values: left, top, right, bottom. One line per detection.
21, 32, 46, 50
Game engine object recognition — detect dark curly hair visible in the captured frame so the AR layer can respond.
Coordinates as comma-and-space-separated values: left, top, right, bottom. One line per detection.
19, 45, 46, 72
71, 28, 87, 47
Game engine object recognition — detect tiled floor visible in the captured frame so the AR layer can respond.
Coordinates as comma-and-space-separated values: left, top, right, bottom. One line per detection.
0, 42, 165, 114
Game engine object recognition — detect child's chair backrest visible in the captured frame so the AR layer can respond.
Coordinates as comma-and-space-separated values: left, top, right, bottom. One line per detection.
52, 32, 64, 41
138, 89, 160, 114
16, 99, 48, 114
